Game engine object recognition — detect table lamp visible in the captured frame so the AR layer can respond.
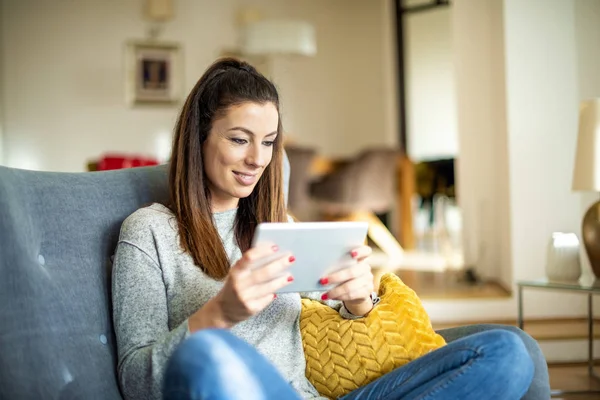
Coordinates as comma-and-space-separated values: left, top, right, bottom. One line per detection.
572, 98, 600, 279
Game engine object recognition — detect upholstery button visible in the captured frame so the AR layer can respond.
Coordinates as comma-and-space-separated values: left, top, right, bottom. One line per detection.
99, 334, 108, 345
38, 255, 45, 266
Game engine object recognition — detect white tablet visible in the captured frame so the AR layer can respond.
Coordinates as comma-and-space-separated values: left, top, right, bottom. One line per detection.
251, 221, 369, 293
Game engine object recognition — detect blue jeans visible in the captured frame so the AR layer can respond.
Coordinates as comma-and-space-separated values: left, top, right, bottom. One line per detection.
164, 329, 534, 400
436, 324, 550, 399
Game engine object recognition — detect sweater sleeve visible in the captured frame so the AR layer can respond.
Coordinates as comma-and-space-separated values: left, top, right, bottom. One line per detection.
112, 237, 190, 400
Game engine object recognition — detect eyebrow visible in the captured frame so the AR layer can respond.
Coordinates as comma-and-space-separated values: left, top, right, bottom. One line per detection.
227, 127, 278, 137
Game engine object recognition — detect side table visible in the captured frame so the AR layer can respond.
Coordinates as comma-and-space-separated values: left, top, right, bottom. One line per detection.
517, 279, 600, 397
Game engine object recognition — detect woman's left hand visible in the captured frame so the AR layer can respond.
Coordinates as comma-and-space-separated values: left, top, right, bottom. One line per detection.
320, 245, 375, 316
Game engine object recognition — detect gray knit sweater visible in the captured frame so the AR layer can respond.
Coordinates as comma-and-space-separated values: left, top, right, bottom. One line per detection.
111, 203, 360, 400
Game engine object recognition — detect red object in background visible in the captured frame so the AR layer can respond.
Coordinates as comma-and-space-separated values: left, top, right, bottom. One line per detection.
97, 154, 159, 171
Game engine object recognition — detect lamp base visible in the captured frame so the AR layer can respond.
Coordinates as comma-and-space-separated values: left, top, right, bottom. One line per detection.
582, 199, 600, 279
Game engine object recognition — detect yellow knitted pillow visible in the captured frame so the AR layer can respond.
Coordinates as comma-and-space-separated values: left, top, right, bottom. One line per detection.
300, 273, 446, 399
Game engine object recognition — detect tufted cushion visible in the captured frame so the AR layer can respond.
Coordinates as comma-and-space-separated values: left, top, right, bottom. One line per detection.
0, 165, 169, 400
300, 273, 446, 399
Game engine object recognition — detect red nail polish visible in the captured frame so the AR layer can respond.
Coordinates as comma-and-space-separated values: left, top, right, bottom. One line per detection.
321, 294, 328, 300
287, 276, 294, 282
320, 277, 329, 285
273, 294, 277, 299
289, 256, 296, 263
351, 251, 358, 258
272, 245, 279, 252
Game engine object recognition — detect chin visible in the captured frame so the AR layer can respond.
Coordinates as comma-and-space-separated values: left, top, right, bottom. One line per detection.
232, 187, 256, 199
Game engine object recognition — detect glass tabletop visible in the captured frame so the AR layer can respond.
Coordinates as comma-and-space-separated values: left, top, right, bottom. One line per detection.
517, 278, 600, 293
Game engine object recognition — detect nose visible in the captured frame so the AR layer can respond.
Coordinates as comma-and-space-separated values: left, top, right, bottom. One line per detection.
246, 144, 268, 168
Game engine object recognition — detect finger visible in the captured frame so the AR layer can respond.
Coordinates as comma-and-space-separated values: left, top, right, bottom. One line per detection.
324, 262, 371, 285
250, 252, 295, 284
350, 245, 372, 262
231, 253, 293, 302
233, 242, 279, 271
326, 279, 373, 302
245, 292, 279, 315
249, 273, 294, 300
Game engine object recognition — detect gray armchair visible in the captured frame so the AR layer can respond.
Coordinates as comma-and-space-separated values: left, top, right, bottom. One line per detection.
310, 148, 399, 214
309, 148, 404, 259
0, 158, 548, 399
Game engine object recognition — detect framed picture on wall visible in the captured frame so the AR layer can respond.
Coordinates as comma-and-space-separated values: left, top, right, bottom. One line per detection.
125, 41, 182, 106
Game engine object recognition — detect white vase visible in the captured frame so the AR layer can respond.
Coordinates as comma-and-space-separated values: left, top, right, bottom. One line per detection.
546, 232, 581, 282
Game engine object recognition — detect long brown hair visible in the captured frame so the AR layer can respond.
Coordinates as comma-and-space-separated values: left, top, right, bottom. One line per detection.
168, 57, 287, 280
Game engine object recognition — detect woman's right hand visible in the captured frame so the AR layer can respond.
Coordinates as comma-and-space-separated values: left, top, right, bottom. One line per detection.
216, 244, 294, 325
189, 244, 294, 332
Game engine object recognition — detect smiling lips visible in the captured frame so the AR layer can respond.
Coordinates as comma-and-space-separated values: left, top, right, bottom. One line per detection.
233, 171, 258, 186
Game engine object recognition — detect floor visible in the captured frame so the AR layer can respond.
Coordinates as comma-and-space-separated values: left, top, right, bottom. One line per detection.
433, 318, 600, 341
372, 268, 510, 299
549, 363, 600, 399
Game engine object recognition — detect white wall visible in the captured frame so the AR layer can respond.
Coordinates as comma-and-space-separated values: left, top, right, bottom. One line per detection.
240, 0, 396, 158
576, 0, 600, 103
575, 0, 600, 286
490, 0, 512, 291
3, 0, 236, 171
405, 7, 458, 161
452, 0, 511, 287
425, 0, 596, 325
380, 0, 399, 149
504, 0, 586, 317
2, 0, 396, 172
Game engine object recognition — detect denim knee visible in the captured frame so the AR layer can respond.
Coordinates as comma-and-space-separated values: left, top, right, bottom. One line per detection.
164, 329, 302, 400
437, 324, 549, 400
169, 328, 247, 375
484, 330, 535, 393
488, 326, 550, 400
184, 329, 232, 357
488, 327, 547, 373
491, 326, 543, 358
164, 329, 270, 400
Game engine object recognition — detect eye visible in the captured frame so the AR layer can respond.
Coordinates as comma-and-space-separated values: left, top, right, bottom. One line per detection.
231, 138, 248, 145
263, 141, 275, 147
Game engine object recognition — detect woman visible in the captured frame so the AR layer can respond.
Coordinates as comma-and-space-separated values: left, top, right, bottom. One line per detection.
112, 58, 539, 400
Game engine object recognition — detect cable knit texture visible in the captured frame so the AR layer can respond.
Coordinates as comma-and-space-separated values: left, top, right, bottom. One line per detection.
300, 273, 447, 399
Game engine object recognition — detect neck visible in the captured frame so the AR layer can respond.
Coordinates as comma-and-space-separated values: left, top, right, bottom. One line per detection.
210, 198, 239, 213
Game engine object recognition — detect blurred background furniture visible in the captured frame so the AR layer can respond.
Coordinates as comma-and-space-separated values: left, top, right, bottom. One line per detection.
411, 157, 463, 271
415, 158, 456, 226
87, 154, 159, 172
310, 147, 403, 260
517, 279, 600, 396
284, 145, 317, 220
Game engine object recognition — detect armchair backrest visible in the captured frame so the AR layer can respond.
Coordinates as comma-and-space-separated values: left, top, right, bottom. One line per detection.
0, 154, 291, 399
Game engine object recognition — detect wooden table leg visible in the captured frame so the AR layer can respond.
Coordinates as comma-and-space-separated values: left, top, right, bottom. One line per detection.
398, 155, 415, 250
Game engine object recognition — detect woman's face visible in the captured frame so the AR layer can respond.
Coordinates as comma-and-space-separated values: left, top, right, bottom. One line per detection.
203, 101, 279, 212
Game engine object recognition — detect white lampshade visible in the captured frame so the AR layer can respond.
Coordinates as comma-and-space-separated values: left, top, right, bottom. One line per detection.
144, 0, 173, 21
240, 20, 317, 56
572, 98, 600, 191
